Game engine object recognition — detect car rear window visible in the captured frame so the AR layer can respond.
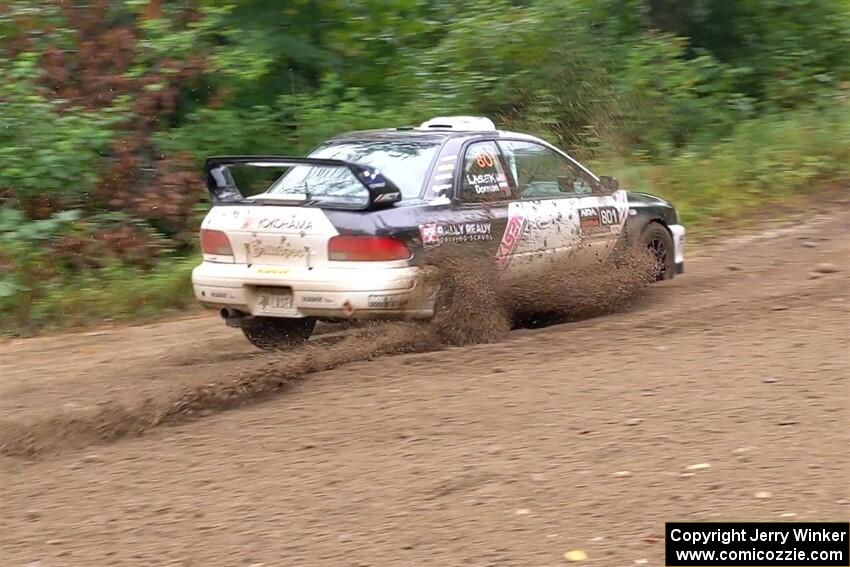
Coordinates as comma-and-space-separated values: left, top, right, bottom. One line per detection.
263, 140, 440, 204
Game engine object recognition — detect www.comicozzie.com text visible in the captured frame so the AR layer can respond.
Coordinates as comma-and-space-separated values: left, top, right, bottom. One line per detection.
669, 526, 848, 546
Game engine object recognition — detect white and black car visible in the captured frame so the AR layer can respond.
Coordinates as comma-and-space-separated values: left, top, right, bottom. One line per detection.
193, 116, 685, 349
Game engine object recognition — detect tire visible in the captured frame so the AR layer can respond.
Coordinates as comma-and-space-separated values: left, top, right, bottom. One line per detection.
642, 222, 675, 281
241, 317, 316, 351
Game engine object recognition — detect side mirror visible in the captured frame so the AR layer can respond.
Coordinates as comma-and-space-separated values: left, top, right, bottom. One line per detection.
599, 175, 620, 194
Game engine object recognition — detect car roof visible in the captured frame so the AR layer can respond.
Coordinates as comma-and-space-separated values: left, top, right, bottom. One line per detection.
326, 128, 543, 145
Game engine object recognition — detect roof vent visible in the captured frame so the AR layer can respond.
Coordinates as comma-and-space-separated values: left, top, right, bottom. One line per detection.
418, 116, 496, 131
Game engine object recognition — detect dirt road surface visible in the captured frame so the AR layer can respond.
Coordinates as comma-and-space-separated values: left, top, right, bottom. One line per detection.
1, 206, 848, 566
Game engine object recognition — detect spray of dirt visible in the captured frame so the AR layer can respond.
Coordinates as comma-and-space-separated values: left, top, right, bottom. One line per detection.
503, 249, 658, 326
0, 246, 657, 457
0, 324, 436, 457
427, 252, 512, 346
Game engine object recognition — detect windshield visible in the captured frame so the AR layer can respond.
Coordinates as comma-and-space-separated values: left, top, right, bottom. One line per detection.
262, 140, 439, 203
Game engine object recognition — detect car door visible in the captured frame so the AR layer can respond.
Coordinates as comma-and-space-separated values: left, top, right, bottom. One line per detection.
416, 139, 515, 255
496, 139, 628, 270
409, 139, 514, 308
456, 140, 520, 265
405, 139, 514, 307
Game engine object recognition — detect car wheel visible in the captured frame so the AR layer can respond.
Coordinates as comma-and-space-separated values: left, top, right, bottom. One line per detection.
241, 317, 316, 351
642, 223, 675, 281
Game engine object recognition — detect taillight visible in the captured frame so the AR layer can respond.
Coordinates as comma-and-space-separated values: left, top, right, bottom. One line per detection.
200, 229, 234, 259
328, 235, 411, 262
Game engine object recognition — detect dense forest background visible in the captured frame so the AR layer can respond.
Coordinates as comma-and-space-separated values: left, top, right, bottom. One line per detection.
2, 0, 849, 333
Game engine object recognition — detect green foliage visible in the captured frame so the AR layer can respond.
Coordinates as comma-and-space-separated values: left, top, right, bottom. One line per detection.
409, 0, 618, 149
612, 35, 753, 155
277, 74, 419, 152
0, 54, 125, 214
1, 204, 181, 334
158, 74, 416, 159
642, 0, 850, 108
0, 253, 198, 336
23, 257, 198, 334
154, 105, 281, 158
1, 0, 849, 334
596, 100, 850, 228
1, 206, 82, 330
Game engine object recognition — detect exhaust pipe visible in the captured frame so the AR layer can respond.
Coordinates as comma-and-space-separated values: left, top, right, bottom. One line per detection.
220, 308, 248, 327
220, 307, 240, 319
342, 300, 355, 318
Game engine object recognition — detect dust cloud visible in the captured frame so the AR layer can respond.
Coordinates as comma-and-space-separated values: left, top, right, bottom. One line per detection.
0, 246, 657, 456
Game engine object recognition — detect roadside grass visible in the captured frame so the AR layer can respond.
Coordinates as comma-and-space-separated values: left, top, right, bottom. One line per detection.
3, 103, 848, 337
596, 102, 850, 233
1, 256, 199, 336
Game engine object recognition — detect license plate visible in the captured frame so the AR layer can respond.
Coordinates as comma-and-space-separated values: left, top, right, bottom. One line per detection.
254, 288, 295, 315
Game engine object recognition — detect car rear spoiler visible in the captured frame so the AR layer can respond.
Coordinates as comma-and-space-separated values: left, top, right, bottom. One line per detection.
203, 156, 403, 209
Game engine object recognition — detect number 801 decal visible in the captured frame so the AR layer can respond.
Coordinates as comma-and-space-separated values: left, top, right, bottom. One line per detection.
599, 207, 619, 225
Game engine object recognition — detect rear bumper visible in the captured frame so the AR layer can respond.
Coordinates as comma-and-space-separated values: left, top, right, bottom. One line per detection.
191, 262, 434, 320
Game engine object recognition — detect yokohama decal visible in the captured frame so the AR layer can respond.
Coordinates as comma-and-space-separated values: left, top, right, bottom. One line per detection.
496, 214, 526, 269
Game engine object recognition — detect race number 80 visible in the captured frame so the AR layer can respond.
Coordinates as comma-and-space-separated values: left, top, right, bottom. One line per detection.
476, 153, 495, 168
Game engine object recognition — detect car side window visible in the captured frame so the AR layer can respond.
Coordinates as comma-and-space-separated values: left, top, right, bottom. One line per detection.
498, 140, 596, 199
460, 141, 513, 203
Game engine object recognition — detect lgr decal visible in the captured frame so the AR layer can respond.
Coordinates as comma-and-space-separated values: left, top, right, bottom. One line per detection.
496, 214, 526, 268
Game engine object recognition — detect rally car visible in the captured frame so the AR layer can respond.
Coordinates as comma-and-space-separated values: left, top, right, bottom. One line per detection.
193, 116, 685, 349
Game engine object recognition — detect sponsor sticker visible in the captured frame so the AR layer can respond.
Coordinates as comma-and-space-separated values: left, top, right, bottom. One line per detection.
247, 239, 306, 259
419, 222, 493, 247
424, 283, 439, 299
368, 294, 408, 309
253, 266, 290, 275
578, 206, 619, 232
419, 223, 440, 246
243, 216, 314, 232
496, 214, 526, 268
373, 191, 400, 203
300, 294, 336, 305
428, 195, 451, 206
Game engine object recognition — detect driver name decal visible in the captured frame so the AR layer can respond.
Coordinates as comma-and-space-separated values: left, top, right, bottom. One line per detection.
466, 172, 510, 194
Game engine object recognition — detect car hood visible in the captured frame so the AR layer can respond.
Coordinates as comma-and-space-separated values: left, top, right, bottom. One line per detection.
626, 191, 673, 207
